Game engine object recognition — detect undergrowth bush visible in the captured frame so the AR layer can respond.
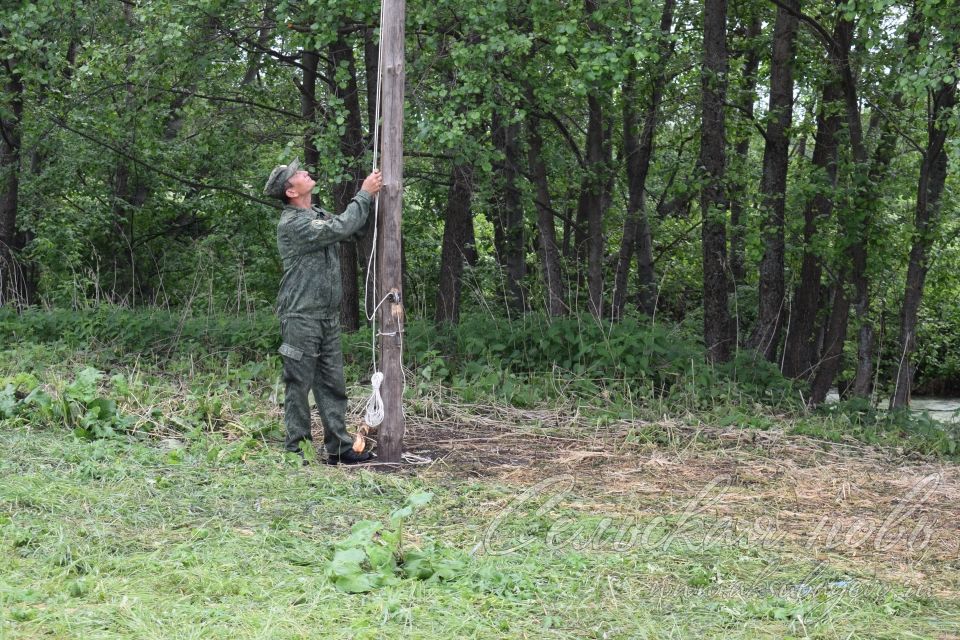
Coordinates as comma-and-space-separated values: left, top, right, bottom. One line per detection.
0, 367, 134, 439
3, 307, 803, 411
792, 396, 960, 457
392, 313, 804, 411
2, 305, 957, 458
0, 306, 278, 359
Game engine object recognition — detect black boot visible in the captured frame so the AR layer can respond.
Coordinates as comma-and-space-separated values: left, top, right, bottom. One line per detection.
327, 449, 375, 465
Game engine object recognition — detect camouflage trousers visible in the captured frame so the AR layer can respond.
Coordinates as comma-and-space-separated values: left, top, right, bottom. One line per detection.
279, 317, 354, 456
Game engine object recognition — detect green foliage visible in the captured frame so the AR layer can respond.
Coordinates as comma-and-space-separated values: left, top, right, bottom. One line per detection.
0, 306, 278, 359
326, 490, 467, 593
791, 396, 960, 457
911, 236, 960, 393
389, 313, 802, 412
61, 367, 132, 439
0, 366, 132, 439
2, 307, 957, 459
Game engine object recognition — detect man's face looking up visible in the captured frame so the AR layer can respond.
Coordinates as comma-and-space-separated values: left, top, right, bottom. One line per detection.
284, 170, 316, 201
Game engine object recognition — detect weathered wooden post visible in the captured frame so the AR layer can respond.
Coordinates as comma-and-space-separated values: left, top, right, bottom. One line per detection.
376, 0, 405, 464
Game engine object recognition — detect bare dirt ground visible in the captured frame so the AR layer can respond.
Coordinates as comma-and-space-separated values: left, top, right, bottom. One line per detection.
396, 400, 960, 600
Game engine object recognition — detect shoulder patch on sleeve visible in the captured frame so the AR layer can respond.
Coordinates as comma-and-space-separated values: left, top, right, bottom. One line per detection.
310, 219, 328, 230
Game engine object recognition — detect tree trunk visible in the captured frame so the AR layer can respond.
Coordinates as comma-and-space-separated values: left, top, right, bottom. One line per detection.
891, 78, 958, 409
838, 25, 873, 399
614, 70, 659, 319
240, 4, 274, 86
106, 11, 214, 305
580, 93, 607, 318
848, 110, 903, 396
847, 232, 873, 396
108, 2, 145, 304
301, 50, 320, 175
727, 12, 762, 285
491, 113, 527, 312
580, 0, 608, 318
783, 14, 854, 389
527, 114, 567, 317
780, 79, 844, 379
700, 0, 734, 362
612, 0, 675, 319
562, 208, 573, 259
359, 26, 381, 320
849, 10, 925, 397
747, 0, 799, 360
809, 278, 849, 405
435, 163, 475, 325
328, 33, 367, 332
808, 16, 870, 405
0, 59, 24, 306
364, 27, 379, 134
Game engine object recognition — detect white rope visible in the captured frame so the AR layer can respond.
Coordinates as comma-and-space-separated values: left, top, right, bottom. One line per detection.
364, 371, 385, 427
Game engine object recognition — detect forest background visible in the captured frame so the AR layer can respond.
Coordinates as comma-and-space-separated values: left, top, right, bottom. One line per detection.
2, 0, 960, 423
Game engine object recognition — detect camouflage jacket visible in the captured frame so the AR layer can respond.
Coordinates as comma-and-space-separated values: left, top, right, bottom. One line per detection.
276, 190, 372, 321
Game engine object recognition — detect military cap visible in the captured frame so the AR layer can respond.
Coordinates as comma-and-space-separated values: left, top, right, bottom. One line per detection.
263, 158, 301, 200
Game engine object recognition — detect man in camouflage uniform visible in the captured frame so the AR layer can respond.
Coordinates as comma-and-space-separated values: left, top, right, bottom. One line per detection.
264, 159, 382, 464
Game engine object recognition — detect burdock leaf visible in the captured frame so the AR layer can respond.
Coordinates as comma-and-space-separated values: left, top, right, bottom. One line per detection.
329, 547, 365, 577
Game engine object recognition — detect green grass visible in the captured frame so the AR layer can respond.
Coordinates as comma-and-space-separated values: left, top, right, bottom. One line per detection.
2, 317, 959, 638
1, 427, 958, 638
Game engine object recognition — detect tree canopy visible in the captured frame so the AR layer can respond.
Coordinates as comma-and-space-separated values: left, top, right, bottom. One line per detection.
2, 0, 959, 404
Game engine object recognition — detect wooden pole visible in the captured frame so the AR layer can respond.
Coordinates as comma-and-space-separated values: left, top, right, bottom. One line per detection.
376, 0, 405, 464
